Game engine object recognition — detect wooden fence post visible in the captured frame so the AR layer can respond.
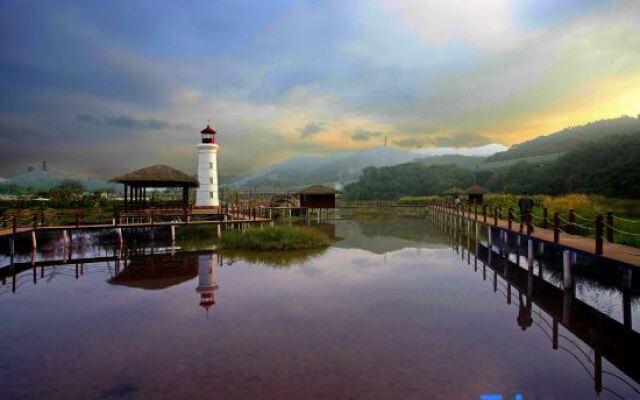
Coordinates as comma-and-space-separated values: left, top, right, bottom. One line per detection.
12, 215, 17, 234
493, 207, 498, 226
508, 207, 513, 230
567, 209, 575, 235
474, 203, 478, 220
482, 205, 487, 223
606, 212, 614, 243
595, 214, 604, 255
553, 212, 560, 243
543, 207, 548, 229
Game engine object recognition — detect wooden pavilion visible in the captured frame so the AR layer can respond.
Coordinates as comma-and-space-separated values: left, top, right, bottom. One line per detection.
111, 164, 198, 209
465, 184, 489, 204
297, 185, 337, 208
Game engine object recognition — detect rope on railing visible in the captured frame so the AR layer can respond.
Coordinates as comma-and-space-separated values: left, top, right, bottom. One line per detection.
613, 215, 640, 224
603, 223, 640, 237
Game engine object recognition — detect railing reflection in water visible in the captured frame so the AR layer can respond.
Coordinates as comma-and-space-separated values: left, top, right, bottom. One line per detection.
431, 210, 640, 399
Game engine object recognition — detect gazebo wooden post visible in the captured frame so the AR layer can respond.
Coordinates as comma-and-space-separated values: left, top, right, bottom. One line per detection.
182, 186, 189, 207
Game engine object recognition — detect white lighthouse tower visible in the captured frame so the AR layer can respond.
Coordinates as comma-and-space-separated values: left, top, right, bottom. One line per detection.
196, 254, 219, 312
196, 123, 220, 206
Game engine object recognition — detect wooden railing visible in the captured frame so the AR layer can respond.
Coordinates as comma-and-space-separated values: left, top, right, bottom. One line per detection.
431, 202, 640, 256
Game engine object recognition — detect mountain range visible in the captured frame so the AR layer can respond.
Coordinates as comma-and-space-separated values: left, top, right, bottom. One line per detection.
2, 114, 638, 192
0, 169, 116, 192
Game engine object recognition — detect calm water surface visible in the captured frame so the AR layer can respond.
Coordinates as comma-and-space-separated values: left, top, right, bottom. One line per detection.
1, 217, 639, 399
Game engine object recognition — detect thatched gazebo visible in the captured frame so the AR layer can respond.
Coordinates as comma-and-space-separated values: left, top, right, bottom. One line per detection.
111, 164, 198, 209
465, 184, 489, 204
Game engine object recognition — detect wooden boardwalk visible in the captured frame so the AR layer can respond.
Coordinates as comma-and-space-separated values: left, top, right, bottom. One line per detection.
429, 205, 640, 268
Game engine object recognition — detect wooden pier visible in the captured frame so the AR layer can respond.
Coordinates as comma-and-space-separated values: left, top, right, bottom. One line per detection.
429, 204, 640, 268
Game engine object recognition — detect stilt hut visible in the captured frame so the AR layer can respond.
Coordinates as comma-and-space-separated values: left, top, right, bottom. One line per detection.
465, 184, 489, 204
297, 185, 337, 208
112, 164, 199, 209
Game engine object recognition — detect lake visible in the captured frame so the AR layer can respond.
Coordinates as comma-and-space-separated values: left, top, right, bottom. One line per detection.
1, 217, 639, 399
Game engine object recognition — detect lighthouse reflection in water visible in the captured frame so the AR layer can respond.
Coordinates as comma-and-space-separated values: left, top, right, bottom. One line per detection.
196, 253, 219, 313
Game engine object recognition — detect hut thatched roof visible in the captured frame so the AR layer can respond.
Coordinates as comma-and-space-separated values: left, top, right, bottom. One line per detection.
465, 184, 489, 194
442, 186, 465, 195
297, 184, 337, 195
111, 164, 198, 187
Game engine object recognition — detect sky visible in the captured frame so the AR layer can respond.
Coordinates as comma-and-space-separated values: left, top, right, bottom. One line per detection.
1, 0, 639, 178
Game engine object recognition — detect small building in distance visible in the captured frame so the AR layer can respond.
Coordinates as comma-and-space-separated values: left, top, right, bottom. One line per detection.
465, 184, 489, 204
297, 185, 337, 208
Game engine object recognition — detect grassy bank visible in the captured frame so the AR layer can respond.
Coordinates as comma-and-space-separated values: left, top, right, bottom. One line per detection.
218, 226, 332, 251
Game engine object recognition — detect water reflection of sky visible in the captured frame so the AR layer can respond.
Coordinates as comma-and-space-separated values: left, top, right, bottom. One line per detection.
0, 218, 639, 399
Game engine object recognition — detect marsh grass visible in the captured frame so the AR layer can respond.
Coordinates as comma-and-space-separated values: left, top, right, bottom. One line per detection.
218, 226, 332, 251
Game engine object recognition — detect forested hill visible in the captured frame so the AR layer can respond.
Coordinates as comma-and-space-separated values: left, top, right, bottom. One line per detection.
487, 115, 640, 162
344, 131, 640, 199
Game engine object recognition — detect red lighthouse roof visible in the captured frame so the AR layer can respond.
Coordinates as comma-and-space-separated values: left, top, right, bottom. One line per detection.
201, 124, 216, 134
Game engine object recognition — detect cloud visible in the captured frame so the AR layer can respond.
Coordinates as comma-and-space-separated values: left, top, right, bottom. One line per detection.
433, 132, 492, 147
299, 122, 325, 138
77, 114, 192, 131
350, 129, 383, 142
394, 138, 425, 148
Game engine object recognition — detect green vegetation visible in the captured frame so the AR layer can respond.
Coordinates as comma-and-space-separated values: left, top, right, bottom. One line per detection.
344, 164, 475, 200
486, 115, 640, 162
218, 226, 332, 251
486, 132, 640, 198
344, 132, 640, 200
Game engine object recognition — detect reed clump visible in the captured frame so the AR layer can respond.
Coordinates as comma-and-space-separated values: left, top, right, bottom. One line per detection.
218, 226, 332, 251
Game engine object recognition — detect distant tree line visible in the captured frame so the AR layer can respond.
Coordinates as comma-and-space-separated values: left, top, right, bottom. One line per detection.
344, 132, 640, 199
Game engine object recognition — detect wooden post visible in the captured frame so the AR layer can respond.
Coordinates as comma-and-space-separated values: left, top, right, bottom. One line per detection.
508, 207, 513, 230
606, 212, 614, 243
526, 214, 533, 235
554, 212, 560, 243
493, 207, 498, 226
595, 214, 603, 255
482, 205, 487, 223
474, 203, 478, 220
542, 207, 548, 229
12, 214, 17, 234
567, 209, 575, 235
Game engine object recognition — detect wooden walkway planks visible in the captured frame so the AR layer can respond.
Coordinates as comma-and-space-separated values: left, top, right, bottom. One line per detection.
0, 217, 271, 239
430, 206, 640, 268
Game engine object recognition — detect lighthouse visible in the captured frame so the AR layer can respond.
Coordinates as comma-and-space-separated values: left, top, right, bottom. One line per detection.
196, 123, 220, 207
196, 254, 219, 312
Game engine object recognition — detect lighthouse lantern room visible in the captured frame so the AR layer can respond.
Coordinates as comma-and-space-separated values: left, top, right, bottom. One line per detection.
196, 123, 220, 207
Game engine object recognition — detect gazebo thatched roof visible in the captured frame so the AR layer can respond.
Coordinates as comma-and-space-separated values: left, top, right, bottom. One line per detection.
442, 186, 465, 195
108, 253, 198, 290
297, 184, 337, 195
465, 184, 489, 194
111, 164, 198, 187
